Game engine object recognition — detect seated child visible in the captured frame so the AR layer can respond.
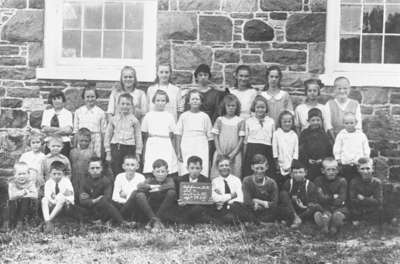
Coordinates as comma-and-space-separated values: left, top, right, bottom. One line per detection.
314, 157, 348, 235
70, 128, 94, 203
41, 161, 78, 232
333, 112, 370, 183
8, 162, 38, 230
281, 160, 323, 228
41, 136, 71, 181
133, 159, 176, 231
349, 157, 388, 225
174, 156, 211, 224
80, 157, 132, 227
112, 155, 145, 220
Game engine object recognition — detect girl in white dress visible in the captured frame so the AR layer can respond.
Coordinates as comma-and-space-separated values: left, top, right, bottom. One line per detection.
142, 90, 178, 175
176, 90, 213, 177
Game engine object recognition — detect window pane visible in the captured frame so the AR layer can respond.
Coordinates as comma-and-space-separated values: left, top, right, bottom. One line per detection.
340, 35, 360, 62
105, 2, 123, 29
84, 3, 102, 29
362, 36, 382, 63
104, 31, 122, 58
342, 0, 361, 3
124, 31, 143, 59
82, 31, 101, 57
384, 36, 400, 63
364, 0, 383, 3
363, 5, 383, 33
63, 3, 81, 29
62, 30, 81, 57
386, 5, 400, 33
125, 3, 144, 30
341, 5, 362, 33
387, 0, 400, 3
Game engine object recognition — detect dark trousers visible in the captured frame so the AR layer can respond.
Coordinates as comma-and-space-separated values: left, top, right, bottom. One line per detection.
113, 196, 137, 221
272, 174, 290, 190
8, 198, 38, 226
171, 204, 212, 224
350, 205, 393, 223
208, 202, 256, 225
110, 144, 136, 177
133, 189, 177, 223
243, 144, 274, 179
45, 142, 71, 159
82, 197, 124, 224
280, 191, 322, 223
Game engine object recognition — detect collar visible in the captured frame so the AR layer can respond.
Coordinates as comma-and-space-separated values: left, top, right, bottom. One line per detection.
263, 90, 285, 100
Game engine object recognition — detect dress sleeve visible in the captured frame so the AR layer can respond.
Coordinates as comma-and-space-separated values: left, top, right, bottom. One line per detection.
41, 109, 51, 127
73, 109, 80, 134
285, 92, 294, 113
272, 131, 279, 159
141, 114, 149, 133
212, 117, 222, 135
238, 119, 246, 137
355, 103, 362, 130
205, 114, 213, 141
293, 133, 299, 160
107, 90, 117, 115
175, 113, 184, 135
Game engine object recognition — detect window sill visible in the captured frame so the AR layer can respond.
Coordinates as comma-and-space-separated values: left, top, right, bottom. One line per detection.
320, 71, 400, 87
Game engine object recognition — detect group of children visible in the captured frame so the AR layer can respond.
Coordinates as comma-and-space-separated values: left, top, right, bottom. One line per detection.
0, 63, 391, 235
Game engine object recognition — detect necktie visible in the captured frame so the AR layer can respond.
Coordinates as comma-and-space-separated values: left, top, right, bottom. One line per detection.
55, 182, 60, 195
224, 179, 231, 194
50, 114, 60, 127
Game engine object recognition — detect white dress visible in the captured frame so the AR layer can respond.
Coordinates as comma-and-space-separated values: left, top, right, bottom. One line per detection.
147, 83, 182, 121
176, 111, 212, 177
229, 88, 258, 120
142, 111, 178, 174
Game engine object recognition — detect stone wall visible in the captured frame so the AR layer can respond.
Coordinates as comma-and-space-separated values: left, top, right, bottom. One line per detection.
0, 0, 399, 187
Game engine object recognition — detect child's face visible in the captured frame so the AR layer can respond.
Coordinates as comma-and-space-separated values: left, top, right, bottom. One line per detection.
187, 162, 202, 180
251, 162, 268, 179
281, 114, 293, 132
236, 69, 250, 89
343, 115, 357, 132
358, 163, 373, 181
226, 101, 237, 116
189, 93, 201, 109
48, 140, 63, 155
254, 101, 267, 118
84, 89, 97, 108
268, 70, 281, 88
306, 84, 319, 101
291, 168, 306, 182
335, 79, 350, 100
30, 138, 42, 152
322, 161, 339, 181
78, 135, 90, 149
308, 116, 322, 129
119, 97, 133, 114
157, 65, 170, 84
121, 69, 136, 88
154, 94, 167, 110
50, 169, 64, 183
196, 72, 210, 86
15, 166, 29, 182
123, 158, 138, 174
218, 159, 231, 177
52, 96, 64, 110
153, 166, 168, 182
88, 161, 103, 179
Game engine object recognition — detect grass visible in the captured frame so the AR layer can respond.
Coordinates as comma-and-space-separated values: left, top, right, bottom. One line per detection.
0, 220, 400, 264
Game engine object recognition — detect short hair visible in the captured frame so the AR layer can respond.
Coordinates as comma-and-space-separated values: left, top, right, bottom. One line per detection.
120, 66, 138, 90
308, 108, 323, 121
88, 156, 102, 166
219, 94, 241, 117
153, 159, 168, 170
49, 160, 67, 172
152, 89, 170, 104
357, 157, 373, 167
250, 95, 269, 113
291, 160, 306, 170
277, 110, 295, 130
81, 82, 98, 99
47, 135, 63, 146
234, 65, 252, 88
334, 76, 350, 86
216, 155, 231, 166
118, 92, 134, 104
194, 64, 211, 79
187, 156, 202, 166
123, 155, 138, 163
14, 161, 28, 172
184, 89, 204, 111
47, 89, 66, 105
77, 127, 91, 139
322, 157, 338, 168
304, 78, 323, 96
27, 130, 44, 146
251, 154, 268, 165
264, 65, 282, 90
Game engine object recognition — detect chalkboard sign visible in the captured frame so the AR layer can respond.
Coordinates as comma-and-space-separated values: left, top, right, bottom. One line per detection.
179, 182, 213, 205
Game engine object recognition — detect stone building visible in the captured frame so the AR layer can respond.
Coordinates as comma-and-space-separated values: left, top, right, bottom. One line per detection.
0, 0, 399, 190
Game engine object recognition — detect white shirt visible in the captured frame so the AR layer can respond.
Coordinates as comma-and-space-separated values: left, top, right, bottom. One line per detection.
212, 174, 243, 204
294, 103, 332, 131
272, 128, 299, 175
44, 177, 75, 205
73, 105, 106, 134
112, 172, 145, 204
245, 116, 275, 145
229, 88, 258, 119
19, 151, 46, 183
333, 129, 370, 165
41, 108, 73, 142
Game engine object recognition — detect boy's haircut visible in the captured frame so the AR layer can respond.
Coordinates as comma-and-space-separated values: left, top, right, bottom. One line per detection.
153, 159, 168, 170
27, 130, 44, 146
78, 127, 92, 139
118, 92, 134, 104
187, 155, 202, 166
47, 89, 66, 105
357, 157, 373, 167
81, 82, 98, 99
152, 89, 170, 104
123, 154, 137, 163
219, 94, 241, 117
194, 64, 211, 79
277, 110, 296, 130
334, 76, 350, 86
264, 65, 282, 90
49, 160, 67, 173
47, 135, 63, 145
119, 65, 137, 90
216, 155, 231, 166
322, 157, 338, 168
308, 108, 323, 121
251, 154, 268, 165
88, 156, 102, 165
291, 160, 306, 170
250, 95, 269, 113
304, 78, 323, 96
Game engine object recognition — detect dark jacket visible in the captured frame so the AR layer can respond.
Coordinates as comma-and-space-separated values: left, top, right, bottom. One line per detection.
242, 175, 279, 209
79, 175, 113, 207
349, 176, 383, 209
314, 176, 347, 211
299, 127, 332, 163
137, 176, 175, 193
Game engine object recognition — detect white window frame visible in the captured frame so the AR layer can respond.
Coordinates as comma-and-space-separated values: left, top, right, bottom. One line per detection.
37, 0, 157, 82
320, 0, 400, 86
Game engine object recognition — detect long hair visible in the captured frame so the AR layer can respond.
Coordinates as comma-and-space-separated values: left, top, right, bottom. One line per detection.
277, 110, 296, 131
218, 94, 241, 117
118, 66, 138, 92
153, 63, 173, 84
264, 65, 282, 91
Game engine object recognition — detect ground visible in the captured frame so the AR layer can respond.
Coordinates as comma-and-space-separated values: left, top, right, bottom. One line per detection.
1, 220, 400, 264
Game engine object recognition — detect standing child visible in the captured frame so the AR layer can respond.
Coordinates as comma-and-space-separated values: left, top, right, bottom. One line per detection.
229, 65, 258, 120
314, 158, 348, 235
105, 93, 143, 176
243, 95, 275, 178
8, 162, 38, 230
41, 136, 72, 181
325, 77, 362, 137
70, 128, 94, 203
73, 85, 106, 158
147, 64, 182, 121
41, 90, 73, 157
299, 108, 332, 181
142, 90, 178, 176
272, 111, 298, 188
333, 112, 370, 183
211, 94, 245, 178
176, 90, 213, 177
260, 66, 293, 126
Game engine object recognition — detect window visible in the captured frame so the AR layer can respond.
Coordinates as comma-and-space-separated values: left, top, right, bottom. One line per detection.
37, 0, 157, 81
322, 0, 400, 86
